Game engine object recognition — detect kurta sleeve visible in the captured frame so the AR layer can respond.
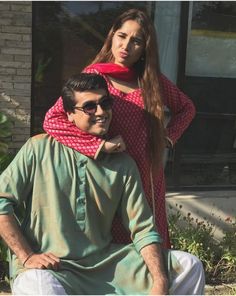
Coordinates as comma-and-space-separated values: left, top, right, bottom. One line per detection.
120, 157, 162, 252
0, 139, 34, 215
160, 74, 196, 145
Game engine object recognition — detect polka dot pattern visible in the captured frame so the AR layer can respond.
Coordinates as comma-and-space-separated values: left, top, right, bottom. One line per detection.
43, 68, 196, 249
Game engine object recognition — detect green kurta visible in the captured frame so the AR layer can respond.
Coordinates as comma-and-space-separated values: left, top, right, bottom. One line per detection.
0, 134, 175, 295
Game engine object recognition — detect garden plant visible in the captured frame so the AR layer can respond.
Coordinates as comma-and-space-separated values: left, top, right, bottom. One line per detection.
169, 203, 236, 294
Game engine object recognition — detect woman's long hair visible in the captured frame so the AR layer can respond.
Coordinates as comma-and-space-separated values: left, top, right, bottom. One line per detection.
92, 9, 165, 172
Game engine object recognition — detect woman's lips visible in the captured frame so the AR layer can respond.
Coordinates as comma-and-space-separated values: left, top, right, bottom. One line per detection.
119, 51, 129, 58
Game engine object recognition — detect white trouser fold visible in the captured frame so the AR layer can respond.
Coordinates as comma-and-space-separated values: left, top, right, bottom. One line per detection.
12, 269, 67, 295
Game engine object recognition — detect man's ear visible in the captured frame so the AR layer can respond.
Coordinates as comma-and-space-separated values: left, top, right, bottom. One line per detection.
67, 112, 74, 123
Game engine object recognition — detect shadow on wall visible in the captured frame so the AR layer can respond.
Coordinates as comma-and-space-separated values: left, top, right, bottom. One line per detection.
166, 190, 236, 241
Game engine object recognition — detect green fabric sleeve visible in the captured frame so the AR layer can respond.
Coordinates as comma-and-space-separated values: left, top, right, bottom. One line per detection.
120, 157, 162, 252
0, 197, 15, 214
134, 233, 162, 252
0, 138, 34, 213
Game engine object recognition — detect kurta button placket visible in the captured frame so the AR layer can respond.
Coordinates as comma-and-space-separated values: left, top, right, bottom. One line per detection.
76, 158, 88, 231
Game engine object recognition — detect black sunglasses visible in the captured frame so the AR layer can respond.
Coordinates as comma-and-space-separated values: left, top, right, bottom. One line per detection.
74, 96, 114, 115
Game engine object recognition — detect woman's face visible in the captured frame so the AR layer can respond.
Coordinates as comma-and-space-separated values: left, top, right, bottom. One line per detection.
111, 20, 145, 67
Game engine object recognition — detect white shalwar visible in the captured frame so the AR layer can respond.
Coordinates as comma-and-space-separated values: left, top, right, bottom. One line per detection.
13, 251, 205, 295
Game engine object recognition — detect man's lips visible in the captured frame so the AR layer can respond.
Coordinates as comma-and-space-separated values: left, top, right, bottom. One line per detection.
92, 117, 108, 124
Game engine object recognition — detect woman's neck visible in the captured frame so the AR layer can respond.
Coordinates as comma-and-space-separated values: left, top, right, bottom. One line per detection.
108, 75, 140, 94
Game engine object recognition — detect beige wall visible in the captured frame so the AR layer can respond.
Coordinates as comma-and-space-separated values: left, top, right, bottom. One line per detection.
167, 191, 236, 241
0, 1, 32, 153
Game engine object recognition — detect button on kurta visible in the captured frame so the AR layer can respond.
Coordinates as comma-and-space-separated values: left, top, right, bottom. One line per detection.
76, 158, 88, 231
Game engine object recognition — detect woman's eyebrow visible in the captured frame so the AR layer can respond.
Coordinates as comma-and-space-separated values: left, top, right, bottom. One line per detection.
133, 36, 143, 41
117, 31, 126, 35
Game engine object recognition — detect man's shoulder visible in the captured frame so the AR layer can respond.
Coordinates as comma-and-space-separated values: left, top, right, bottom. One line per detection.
22, 134, 69, 163
27, 133, 61, 151
31, 133, 49, 141
30, 133, 57, 144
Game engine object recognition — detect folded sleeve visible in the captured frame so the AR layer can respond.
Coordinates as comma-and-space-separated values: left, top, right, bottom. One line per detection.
0, 197, 15, 215
120, 157, 162, 252
0, 139, 34, 215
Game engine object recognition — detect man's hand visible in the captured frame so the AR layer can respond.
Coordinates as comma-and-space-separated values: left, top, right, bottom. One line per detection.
102, 135, 126, 153
0, 215, 60, 271
24, 252, 60, 270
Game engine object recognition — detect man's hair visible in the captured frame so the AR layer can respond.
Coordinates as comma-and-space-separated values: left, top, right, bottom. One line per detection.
62, 73, 108, 112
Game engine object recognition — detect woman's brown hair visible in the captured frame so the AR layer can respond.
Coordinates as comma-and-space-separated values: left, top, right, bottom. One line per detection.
92, 9, 165, 171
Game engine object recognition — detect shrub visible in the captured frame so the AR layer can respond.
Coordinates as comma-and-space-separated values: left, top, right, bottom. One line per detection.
168, 204, 236, 285
0, 240, 8, 282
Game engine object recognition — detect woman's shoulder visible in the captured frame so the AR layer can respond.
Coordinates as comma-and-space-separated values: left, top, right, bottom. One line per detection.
83, 63, 104, 75
83, 64, 109, 86
83, 65, 99, 74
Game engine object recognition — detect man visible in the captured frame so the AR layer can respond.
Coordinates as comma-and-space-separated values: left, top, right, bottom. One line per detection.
0, 73, 205, 295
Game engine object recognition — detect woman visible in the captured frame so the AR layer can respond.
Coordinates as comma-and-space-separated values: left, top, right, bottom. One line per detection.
43, 9, 195, 248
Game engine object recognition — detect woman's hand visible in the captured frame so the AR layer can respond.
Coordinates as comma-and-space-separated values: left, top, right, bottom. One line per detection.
102, 135, 126, 153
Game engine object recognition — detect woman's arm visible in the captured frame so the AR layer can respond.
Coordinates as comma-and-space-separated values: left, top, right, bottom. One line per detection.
160, 74, 196, 145
43, 97, 104, 158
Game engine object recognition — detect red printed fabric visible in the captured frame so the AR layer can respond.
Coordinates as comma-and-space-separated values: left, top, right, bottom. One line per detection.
43, 67, 196, 249
44, 97, 104, 157
161, 74, 196, 144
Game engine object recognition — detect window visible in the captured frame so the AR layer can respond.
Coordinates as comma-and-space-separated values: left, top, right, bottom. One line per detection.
165, 2, 236, 189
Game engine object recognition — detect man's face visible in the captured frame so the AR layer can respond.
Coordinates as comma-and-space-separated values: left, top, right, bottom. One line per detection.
67, 89, 112, 136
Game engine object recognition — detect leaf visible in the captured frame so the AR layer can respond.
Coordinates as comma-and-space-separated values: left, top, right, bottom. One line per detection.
0, 114, 13, 139
0, 113, 8, 124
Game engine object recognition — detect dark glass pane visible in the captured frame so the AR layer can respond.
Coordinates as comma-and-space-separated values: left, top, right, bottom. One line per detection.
192, 1, 236, 32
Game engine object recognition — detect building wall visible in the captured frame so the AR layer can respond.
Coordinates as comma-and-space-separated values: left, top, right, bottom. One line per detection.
0, 1, 32, 154
167, 191, 236, 241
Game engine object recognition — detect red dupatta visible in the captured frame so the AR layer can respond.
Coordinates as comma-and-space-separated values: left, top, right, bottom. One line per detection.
85, 63, 137, 82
